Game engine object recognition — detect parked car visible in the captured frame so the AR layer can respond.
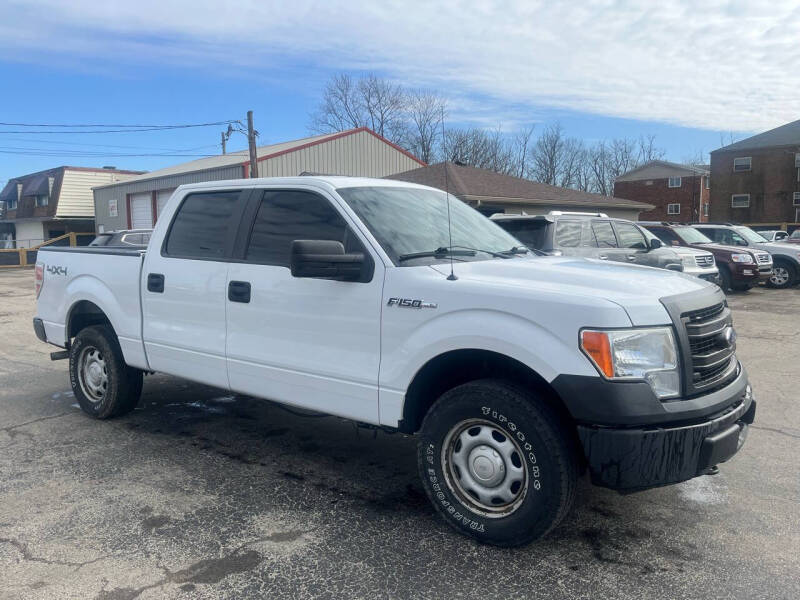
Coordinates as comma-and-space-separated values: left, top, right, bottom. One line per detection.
692, 223, 800, 289
89, 229, 152, 249
758, 230, 788, 242
641, 222, 772, 292
781, 230, 800, 244
33, 178, 754, 547
491, 212, 720, 283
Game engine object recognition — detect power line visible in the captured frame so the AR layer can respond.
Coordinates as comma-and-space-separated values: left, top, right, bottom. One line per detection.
0, 120, 241, 134
0, 120, 238, 128
0, 148, 217, 158
0, 136, 220, 152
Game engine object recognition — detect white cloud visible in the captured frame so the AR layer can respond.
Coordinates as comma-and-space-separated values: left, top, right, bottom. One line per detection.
3, 0, 799, 132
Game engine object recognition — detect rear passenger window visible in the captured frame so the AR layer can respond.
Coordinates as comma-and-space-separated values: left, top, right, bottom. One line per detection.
591, 221, 617, 248
554, 221, 583, 247
165, 191, 241, 259
496, 220, 547, 249
614, 222, 648, 249
246, 190, 360, 267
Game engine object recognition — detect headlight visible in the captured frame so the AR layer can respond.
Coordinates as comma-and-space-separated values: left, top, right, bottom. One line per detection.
681, 255, 695, 268
581, 327, 680, 399
731, 253, 753, 263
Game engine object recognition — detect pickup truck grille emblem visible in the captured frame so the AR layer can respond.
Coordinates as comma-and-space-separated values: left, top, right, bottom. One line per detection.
387, 297, 438, 309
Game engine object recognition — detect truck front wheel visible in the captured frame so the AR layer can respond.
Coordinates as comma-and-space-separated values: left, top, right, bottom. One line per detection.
417, 379, 579, 547
69, 325, 143, 419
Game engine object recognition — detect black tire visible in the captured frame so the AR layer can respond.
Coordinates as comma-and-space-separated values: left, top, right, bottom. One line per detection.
718, 265, 732, 292
69, 325, 143, 419
767, 259, 797, 289
417, 379, 579, 547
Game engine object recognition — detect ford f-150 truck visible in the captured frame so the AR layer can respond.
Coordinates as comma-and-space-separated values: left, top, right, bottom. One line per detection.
33, 177, 755, 547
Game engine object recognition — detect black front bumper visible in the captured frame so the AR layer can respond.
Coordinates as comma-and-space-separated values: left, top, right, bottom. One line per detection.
576, 383, 756, 491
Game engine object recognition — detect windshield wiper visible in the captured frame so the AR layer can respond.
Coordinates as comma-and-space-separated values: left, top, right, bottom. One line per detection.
501, 246, 530, 256
397, 247, 476, 262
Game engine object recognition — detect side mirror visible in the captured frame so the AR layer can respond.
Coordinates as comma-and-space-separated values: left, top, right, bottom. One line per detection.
290, 240, 369, 282
649, 238, 662, 250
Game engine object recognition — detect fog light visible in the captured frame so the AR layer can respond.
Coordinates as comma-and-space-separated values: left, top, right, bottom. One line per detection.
737, 424, 749, 449
743, 269, 753, 275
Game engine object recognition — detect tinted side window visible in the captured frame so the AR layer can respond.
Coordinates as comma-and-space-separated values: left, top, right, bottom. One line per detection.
165, 191, 240, 259
614, 222, 648, 249
555, 221, 583, 247
495, 220, 547, 249
647, 227, 681, 245
591, 221, 617, 248
246, 190, 359, 267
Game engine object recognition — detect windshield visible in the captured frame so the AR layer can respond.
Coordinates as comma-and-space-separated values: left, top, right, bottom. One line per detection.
336, 186, 525, 265
675, 227, 713, 244
733, 226, 768, 243
494, 219, 547, 249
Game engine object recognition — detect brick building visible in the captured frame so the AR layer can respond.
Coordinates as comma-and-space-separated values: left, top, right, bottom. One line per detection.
613, 160, 710, 223
709, 119, 800, 224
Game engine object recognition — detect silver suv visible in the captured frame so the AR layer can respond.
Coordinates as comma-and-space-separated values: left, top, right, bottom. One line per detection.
491, 212, 720, 283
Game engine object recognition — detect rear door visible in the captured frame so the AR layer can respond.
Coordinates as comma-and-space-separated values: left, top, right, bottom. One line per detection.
589, 219, 627, 262
225, 187, 384, 423
141, 188, 248, 388
612, 221, 651, 266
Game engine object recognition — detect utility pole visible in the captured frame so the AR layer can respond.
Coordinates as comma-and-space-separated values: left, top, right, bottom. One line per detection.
247, 110, 259, 178
220, 131, 226, 155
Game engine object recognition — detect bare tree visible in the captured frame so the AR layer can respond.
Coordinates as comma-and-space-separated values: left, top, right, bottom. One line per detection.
511, 125, 536, 178
637, 134, 665, 164
309, 73, 407, 144
441, 127, 516, 174
406, 90, 447, 164
682, 149, 708, 167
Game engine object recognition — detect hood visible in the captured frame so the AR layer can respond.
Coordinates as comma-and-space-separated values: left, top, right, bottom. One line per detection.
669, 246, 712, 257
691, 242, 749, 255
756, 241, 800, 255
430, 256, 713, 326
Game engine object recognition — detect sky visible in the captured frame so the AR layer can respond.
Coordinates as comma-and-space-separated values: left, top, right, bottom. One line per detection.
1, 0, 799, 187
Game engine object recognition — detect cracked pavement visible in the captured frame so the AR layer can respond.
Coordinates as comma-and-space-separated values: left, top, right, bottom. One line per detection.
0, 268, 798, 599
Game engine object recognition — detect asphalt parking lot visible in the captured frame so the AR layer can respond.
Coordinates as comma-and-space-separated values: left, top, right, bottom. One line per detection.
1, 268, 798, 600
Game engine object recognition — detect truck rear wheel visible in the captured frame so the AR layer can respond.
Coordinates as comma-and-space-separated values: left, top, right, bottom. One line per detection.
417, 379, 578, 547
69, 325, 143, 419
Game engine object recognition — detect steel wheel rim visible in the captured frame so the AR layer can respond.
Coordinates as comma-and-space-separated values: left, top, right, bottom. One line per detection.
441, 419, 528, 518
770, 267, 789, 286
78, 346, 108, 404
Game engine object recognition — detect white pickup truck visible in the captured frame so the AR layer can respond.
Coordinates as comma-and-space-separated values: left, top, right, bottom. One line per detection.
33, 177, 756, 547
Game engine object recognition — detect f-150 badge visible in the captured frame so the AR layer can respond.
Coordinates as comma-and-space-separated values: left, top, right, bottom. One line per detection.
387, 297, 438, 309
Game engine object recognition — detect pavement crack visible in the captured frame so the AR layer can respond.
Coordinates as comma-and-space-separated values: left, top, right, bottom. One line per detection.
0, 537, 114, 569
750, 424, 800, 440
0, 412, 71, 434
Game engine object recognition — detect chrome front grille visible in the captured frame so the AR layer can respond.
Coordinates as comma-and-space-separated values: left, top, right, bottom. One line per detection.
755, 252, 772, 264
695, 254, 715, 268
682, 303, 737, 390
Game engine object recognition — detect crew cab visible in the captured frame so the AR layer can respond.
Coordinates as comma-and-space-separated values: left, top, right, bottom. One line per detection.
641, 222, 772, 292
491, 212, 720, 283
33, 178, 755, 547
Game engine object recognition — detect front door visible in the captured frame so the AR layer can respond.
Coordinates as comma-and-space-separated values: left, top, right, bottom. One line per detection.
225, 188, 383, 423
612, 221, 651, 266
589, 219, 627, 263
141, 188, 247, 389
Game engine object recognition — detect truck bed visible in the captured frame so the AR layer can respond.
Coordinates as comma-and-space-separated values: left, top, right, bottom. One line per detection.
36, 246, 149, 370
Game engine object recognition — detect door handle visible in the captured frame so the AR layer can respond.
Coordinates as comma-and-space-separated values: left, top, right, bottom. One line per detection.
598, 255, 608, 260
228, 281, 251, 303
147, 273, 164, 293
627, 255, 637, 261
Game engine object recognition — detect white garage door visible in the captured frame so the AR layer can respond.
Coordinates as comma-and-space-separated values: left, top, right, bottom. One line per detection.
130, 193, 153, 229
155, 189, 174, 222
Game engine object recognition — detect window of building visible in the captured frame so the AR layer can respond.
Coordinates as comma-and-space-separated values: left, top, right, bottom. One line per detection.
703, 203, 709, 217
591, 220, 617, 248
704, 176, 710, 190
613, 222, 648, 249
795, 153, 800, 168
794, 192, 800, 206
245, 190, 360, 267
731, 194, 750, 208
733, 157, 752, 172
35, 194, 49, 207
667, 203, 681, 215
7, 198, 17, 210
164, 191, 241, 259
668, 176, 682, 188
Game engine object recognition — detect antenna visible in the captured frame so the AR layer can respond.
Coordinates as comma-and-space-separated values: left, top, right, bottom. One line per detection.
441, 107, 457, 281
